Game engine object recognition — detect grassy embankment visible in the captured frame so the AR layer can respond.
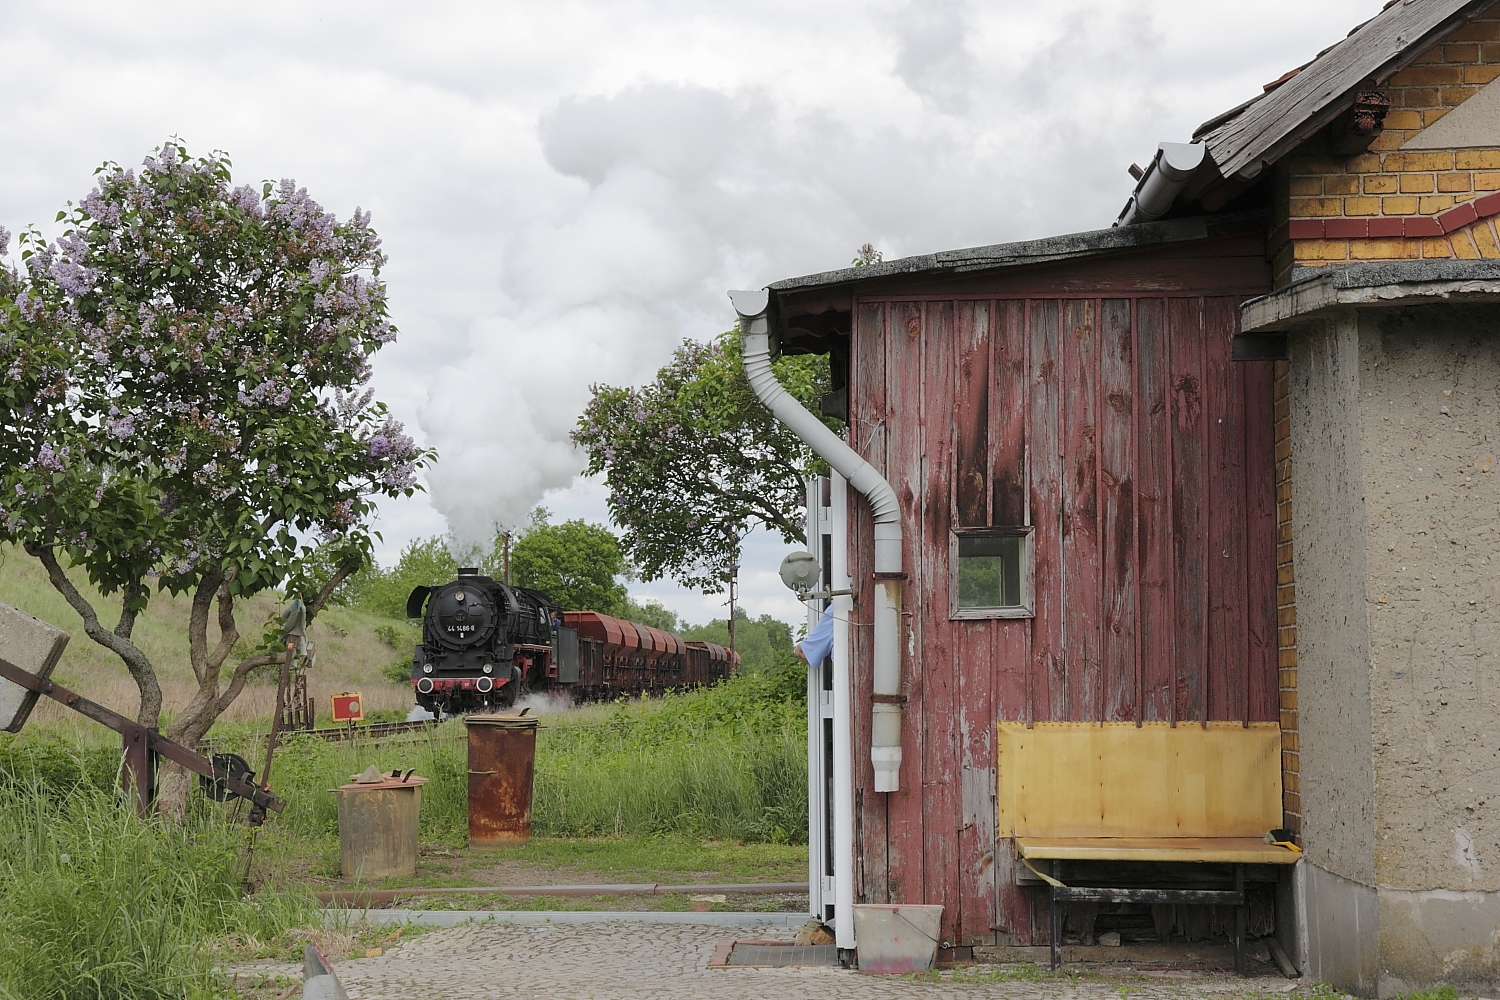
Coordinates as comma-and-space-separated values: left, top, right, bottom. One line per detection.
0, 543, 415, 725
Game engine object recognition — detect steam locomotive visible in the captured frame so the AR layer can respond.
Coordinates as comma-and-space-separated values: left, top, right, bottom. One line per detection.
405, 567, 738, 717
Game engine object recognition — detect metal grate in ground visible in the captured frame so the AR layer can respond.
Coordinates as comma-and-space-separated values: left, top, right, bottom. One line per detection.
721, 942, 838, 968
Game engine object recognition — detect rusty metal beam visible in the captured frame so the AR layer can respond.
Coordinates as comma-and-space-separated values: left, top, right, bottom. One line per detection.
0, 655, 282, 819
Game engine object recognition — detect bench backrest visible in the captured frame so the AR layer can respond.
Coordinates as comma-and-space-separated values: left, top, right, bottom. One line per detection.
996, 721, 1283, 839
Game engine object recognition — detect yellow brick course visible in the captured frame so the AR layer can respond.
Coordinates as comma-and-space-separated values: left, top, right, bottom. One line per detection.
1324, 174, 1360, 195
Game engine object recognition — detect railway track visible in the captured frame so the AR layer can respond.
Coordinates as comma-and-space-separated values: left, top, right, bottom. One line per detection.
200, 717, 440, 756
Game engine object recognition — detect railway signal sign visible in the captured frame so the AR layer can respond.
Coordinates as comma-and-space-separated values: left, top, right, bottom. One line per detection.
330, 692, 365, 723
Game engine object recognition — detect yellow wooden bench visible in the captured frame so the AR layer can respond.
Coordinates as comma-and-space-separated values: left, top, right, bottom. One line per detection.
996, 722, 1300, 972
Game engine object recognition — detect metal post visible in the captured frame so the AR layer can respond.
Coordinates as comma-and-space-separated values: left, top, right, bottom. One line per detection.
1234, 863, 1246, 975
1051, 861, 1063, 971
262, 643, 294, 789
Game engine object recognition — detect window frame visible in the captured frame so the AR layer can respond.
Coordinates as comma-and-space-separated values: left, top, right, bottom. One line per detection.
948, 526, 1035, 620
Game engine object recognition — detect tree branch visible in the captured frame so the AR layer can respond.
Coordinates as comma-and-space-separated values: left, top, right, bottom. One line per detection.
24, 542, 163, 727
212, 651, 280, 720
114, 578, 146, 641
186, 567, 226, 686
203, 577, 240, 677
309, 558, 360, 618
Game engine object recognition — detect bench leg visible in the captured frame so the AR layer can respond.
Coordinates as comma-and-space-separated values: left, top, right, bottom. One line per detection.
1050, 861, 1062, 971
1233, 864, 1246, 976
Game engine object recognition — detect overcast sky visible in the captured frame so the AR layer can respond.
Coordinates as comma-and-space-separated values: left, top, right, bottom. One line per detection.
1, 0, 1375, 627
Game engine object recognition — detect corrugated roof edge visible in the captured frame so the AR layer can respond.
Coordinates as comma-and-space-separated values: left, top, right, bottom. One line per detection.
768, 211, 1264, 294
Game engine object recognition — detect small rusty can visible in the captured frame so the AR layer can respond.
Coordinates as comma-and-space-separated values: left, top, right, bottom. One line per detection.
335, 773, 427, 878
466, 713, 539, 847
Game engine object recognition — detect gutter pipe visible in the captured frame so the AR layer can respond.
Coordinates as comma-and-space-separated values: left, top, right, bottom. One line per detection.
1115, 141, 1208, 227
729, 289, 905, 793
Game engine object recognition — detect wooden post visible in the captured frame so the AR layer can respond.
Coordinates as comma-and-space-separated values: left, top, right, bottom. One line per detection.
503, 532, 512, 586
120, 721, 153, 817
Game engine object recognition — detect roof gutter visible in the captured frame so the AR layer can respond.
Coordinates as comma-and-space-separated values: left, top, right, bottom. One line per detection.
1115, 141, 1209, 227
730, 289, 905, 793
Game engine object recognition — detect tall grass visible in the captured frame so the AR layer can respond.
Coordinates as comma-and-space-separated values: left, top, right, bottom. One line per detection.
534, 667, 807, 842
0, 743, 315, 1000
234, 658, 810, 846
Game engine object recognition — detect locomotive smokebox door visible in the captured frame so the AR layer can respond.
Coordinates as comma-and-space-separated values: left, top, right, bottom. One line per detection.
553, 626, 579, 684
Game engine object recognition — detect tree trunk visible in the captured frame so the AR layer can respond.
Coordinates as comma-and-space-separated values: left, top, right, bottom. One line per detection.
155, 561, 358, 821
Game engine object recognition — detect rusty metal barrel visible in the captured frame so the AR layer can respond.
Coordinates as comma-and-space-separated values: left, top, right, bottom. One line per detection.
335, 772, 428, 878
466, 713, 539, 847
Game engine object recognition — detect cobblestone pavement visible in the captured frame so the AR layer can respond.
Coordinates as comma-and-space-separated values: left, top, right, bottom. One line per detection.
232, 921, 1312, 1000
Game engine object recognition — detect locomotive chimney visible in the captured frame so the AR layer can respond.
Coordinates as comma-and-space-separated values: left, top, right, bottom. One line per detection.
458, 567, 479, 576
730, 288, 905, 794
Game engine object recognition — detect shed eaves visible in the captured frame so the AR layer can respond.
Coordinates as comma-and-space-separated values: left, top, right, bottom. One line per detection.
1200, 0, 1490, 182
767, 214, 1235, 295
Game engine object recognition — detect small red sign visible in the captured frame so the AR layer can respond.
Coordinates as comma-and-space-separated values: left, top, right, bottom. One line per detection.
330, 692, 364, 722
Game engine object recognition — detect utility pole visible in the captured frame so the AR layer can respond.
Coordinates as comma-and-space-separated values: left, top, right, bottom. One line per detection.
726, 559, 738, 652
723, 529, 741, 652
502, 531, 512, 585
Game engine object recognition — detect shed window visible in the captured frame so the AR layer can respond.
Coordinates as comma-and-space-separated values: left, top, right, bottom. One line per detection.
951, 529, 1032, 619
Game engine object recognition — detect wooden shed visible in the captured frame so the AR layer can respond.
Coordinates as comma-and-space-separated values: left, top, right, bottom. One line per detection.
774, 211, 1279, 950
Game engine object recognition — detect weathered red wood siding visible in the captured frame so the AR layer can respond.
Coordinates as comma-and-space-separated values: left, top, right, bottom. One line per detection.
847, 292, 1277, 948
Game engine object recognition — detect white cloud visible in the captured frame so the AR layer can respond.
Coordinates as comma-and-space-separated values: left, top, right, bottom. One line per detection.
0, 0, 1380, 624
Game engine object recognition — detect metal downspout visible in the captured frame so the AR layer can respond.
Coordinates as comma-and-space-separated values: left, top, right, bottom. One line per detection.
730, 289, 904, 793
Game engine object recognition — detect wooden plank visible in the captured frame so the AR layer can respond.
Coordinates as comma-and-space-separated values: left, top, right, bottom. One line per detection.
991, 623, 1033, 943
1027, 300, 1064, 723
1097, 298, 1138, 722
1205, 297, 1247, 722
851, 300, 887, 901
884, 299, 927, 906
957, 300, 1000, 944
990, 300, 1028, 527
954, 301, 990, 528
1243, 359, 1280, 723
1061, 299, 1101, 722
1134, 299, 1175, 722
995, 721, 1284, 839
957, 633, 997, 945
919, 300, 960, 943
1168, 298, 1207, 724
1017, 838, 1298, 865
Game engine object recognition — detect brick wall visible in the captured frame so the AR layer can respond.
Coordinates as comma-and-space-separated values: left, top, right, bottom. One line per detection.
1273, 359, 1301, 834
1271, 9, 1500, 285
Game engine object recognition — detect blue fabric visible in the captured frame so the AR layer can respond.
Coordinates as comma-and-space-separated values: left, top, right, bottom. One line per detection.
799, 608, 836, 667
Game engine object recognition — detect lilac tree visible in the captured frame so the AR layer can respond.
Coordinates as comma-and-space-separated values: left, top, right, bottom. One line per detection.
572, 331, 835, 593
0, 144, 427, 814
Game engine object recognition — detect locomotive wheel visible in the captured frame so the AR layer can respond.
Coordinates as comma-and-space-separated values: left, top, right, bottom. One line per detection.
498, 667, 522, 708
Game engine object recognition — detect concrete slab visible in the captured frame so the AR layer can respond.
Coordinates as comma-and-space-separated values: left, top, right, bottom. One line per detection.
325, 908, 810, 928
